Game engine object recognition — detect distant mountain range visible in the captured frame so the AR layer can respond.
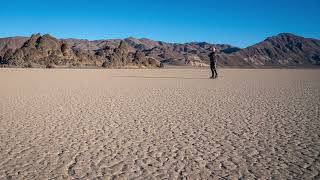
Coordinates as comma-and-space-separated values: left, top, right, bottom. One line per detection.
0, 33, 319, 68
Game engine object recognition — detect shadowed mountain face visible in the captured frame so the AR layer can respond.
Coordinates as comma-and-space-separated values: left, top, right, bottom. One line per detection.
0, 33, 319, 68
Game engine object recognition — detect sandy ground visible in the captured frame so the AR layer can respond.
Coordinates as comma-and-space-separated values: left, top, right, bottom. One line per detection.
0, 69, 319, 179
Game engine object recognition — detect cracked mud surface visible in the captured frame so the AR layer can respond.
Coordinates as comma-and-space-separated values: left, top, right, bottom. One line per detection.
0, 69, 319, 179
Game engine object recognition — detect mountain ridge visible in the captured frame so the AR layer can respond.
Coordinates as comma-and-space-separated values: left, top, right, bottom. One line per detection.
0, 33, 319, 68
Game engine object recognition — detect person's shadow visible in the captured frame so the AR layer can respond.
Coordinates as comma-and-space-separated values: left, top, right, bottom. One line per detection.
112, 76, 208, 80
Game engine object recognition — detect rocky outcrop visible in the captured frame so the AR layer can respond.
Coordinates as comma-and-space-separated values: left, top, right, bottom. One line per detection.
1, 34, 160, 68
101, 41, 162, 68
103, 41, 134, 68
4, 34, 77, 67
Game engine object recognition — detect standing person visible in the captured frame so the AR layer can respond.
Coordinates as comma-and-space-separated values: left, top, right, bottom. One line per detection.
208, 47, 218, 79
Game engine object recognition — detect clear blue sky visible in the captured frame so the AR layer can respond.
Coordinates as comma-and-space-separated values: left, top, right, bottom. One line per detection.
0, 0, 319, 47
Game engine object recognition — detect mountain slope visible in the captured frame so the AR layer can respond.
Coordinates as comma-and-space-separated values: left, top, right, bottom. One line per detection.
229, 33, 320, 67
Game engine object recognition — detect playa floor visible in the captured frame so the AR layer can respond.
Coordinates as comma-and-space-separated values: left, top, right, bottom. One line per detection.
0, 69, 319, 179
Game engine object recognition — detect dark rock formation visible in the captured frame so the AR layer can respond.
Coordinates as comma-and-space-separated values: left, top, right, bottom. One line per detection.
1, 34, 118, 68
6, 34, 68, 66
101, 41, 161, 68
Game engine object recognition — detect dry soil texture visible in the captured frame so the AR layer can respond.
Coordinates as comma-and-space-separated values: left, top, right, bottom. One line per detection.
0, 69, 319, 179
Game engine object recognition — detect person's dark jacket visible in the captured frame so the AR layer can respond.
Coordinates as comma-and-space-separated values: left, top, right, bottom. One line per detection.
208, 52, 217, 66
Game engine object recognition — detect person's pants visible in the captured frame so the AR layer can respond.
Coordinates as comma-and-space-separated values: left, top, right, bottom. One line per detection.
210, 66, 218, 78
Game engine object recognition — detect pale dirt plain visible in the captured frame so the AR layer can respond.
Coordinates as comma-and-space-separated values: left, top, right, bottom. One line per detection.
0, 68, 319, 180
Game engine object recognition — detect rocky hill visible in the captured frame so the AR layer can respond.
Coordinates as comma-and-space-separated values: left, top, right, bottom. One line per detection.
223, 33, 320, 67
0, 34, 162, 68
0, 33, 319, 68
